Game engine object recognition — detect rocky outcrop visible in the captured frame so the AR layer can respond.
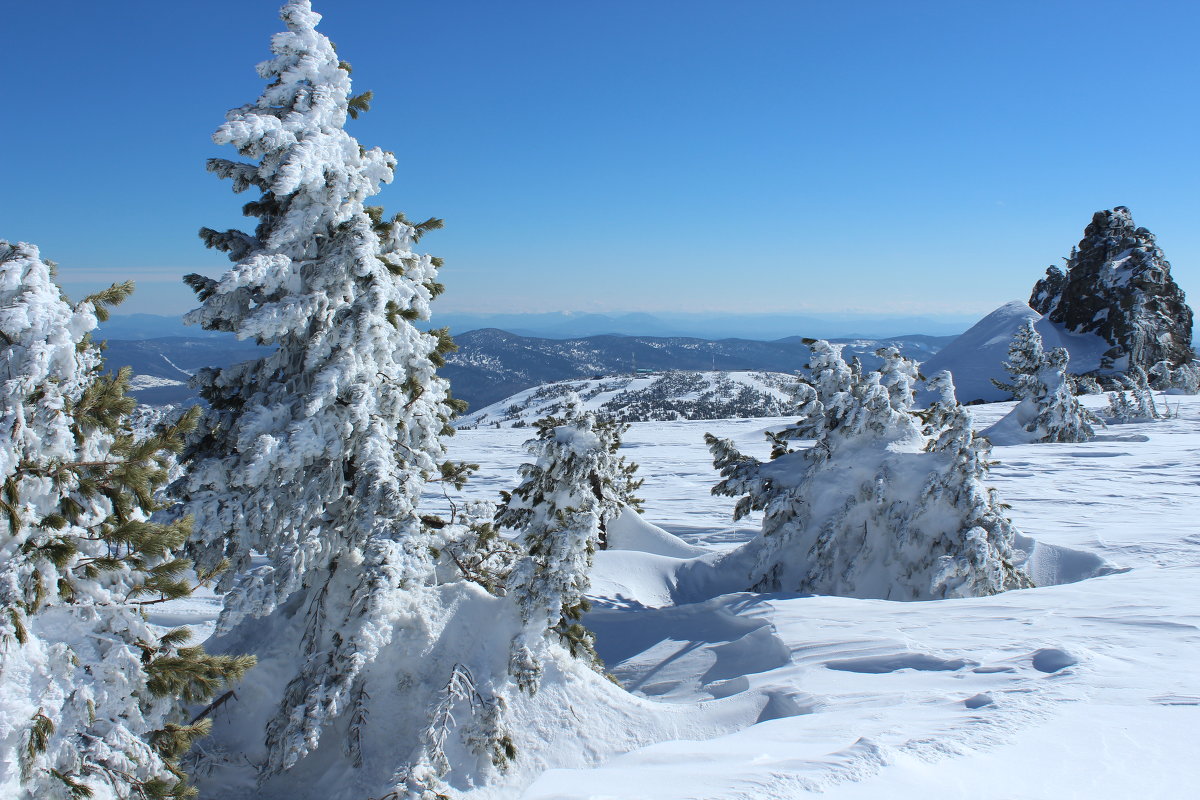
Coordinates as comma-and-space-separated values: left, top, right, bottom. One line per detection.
1030, 207, 1193, 371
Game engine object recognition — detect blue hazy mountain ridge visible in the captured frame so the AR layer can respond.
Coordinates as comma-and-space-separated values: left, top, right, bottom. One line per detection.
98, 312, 974, 342
433, 311, 974, 340
99, 337, 273, 405
96, 313, 232, 340
94, 318, 954, 411
439, 329, 953, 409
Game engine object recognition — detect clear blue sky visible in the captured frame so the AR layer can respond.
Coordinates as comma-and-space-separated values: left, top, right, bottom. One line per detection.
3, 0, 1197, 318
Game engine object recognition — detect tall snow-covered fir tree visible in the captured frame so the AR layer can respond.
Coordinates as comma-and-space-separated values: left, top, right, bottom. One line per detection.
168, 4, 623, 797
708, 343, 1032, 600
496, 395, 642, 692
0, 241, 251, 800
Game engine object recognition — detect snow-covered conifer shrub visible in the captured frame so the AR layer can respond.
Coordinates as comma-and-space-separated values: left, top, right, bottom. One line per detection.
1106, 367, 1167, 423
984, 326, 1098, 444
1071, 374, 1104, 395
1149, 359, 1200, 394
0, 241, 251, 800
1027, 347, 1097, 442
990, 319, 1044, 400
709, 345, 1031, 600
498, 395, 642, 691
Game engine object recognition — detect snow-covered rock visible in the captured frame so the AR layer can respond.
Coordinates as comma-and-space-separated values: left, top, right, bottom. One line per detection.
1031, 206, 1193, 371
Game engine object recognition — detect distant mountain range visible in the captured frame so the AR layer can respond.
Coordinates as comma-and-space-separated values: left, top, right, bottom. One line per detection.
432, 311, 973, 340
100, 337, 271, 406
97, 311, 973, 342
96, 323, 954, 411
442, 330, 954, 410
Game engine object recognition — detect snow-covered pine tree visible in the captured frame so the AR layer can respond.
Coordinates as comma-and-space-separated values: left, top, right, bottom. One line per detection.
876, 345, 920, 411
710, 342, 1031, 600
498, 394, 642, 692
984, 325, 1098, 444
167, 2, 524, 793
918, 369, 959, 436
990, 319, 1044, 400
913, 373, 1033, 596
1071, 374, 1104, 395
1105, 389, 1136, 423
0, 241, 251, 800
1148, 359, 1200, 394
1106, 366, 1164, 423
1027, 347, 1096, 442
762, 338, 849, 458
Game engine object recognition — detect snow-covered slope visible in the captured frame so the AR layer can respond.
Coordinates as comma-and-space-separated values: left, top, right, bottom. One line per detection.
919, 301, 1110, 403
154, 394, 1200, 799
458, 370, 799, 428
435, 394, 1197, 798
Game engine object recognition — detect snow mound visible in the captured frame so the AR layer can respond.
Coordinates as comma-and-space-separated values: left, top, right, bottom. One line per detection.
607, 509, 710, 558
591, 513, 728, 610
980, 401, 1039, 445
1012, 532, 1128, 586
919, 301, 1110, 404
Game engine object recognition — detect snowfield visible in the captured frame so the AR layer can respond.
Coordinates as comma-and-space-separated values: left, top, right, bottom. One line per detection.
157, 394, 1200, 799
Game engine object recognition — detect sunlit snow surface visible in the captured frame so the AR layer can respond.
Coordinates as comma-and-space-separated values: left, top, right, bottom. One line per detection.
159, 395, 1200, 799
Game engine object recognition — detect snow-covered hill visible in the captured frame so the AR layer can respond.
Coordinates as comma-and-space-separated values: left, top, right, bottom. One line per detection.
919, 301, 1110, 404
458, 370, 799, 428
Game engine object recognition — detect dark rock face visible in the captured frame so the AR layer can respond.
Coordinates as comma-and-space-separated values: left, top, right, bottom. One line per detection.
1029, 207, 1193, 370
1029, 264, 1066, 315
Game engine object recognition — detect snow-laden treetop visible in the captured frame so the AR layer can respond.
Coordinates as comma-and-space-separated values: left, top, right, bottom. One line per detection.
212, 0, 391, 254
